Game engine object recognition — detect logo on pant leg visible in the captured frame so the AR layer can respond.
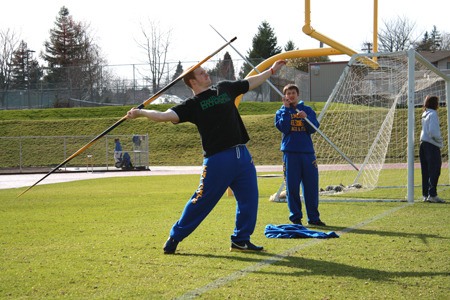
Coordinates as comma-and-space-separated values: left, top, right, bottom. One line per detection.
192, 165, 207, 204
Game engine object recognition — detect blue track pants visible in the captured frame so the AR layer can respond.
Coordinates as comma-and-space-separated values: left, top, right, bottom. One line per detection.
169, 145, 259, 243
283, 152, 320, 223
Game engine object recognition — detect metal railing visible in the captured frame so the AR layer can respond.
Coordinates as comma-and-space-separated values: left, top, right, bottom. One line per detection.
0, 134, 149, 174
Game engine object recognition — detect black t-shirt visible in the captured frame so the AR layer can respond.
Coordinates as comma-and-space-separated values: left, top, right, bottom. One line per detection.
171, 80, 250, 157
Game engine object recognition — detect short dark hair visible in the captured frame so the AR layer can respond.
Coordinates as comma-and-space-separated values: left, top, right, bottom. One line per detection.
424, 95, 439, 110
283, 83, 299, 95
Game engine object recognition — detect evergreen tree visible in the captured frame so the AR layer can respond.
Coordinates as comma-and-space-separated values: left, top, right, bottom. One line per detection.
415, 26, 442, 51
429, 26, 442, 51
171, 61, 183, 81
9, 41, 42, 90
239, 21, 282, 78
9, 41, 27, 89
43, 7, 82, 86
210, 51, 236, 80
284, 40, 296, 51
220, 52, 236, 80
416, 32, 433, 51
42, 6, 106, 103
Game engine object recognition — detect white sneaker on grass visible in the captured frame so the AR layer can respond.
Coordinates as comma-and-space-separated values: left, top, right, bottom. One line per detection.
426, 196, 445, 203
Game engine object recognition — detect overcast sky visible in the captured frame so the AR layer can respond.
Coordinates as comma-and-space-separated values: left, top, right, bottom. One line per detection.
1, 0, 448, 67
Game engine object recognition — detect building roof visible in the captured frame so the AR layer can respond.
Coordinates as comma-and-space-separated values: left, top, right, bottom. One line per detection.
418, 50, 450, 63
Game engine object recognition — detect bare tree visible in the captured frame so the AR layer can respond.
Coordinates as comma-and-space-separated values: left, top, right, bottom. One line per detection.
440, 32, 450, 50
378, 16, 418, 52
0, 28, 21, 106
136, 21, 172, 94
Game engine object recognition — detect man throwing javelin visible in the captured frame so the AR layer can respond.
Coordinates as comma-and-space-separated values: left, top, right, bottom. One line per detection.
127, 59, 286, 254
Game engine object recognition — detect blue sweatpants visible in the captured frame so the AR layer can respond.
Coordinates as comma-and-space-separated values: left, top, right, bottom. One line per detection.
283, 152, 320, 223
169, 145, 259, 243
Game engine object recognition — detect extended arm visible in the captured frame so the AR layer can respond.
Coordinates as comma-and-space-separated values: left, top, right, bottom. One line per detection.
127, 108, 180, 123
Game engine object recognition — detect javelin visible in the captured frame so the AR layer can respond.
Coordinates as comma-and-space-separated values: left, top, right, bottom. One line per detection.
17, 37, 237, 198
210, 25, 358, 171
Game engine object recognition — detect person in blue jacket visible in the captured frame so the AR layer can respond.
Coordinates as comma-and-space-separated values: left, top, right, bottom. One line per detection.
275, 83, 326, 226
420, 95, 445, 203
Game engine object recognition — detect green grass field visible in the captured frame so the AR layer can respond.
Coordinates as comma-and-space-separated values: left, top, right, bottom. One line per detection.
1, 173, 449, 299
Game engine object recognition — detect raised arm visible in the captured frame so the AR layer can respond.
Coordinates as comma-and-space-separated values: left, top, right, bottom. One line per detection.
246, 60, 286, 91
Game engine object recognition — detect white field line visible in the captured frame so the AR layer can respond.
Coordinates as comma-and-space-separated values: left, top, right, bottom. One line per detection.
176, 203, 411, 300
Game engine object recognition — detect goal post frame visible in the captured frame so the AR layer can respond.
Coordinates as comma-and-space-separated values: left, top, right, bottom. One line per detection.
406, 50, 450, 202
272, 50, 450, 203
345, 50, 449, 202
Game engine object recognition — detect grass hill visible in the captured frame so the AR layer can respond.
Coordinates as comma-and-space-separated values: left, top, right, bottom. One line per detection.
0, 102, 434, 169
1, 102, 323, 168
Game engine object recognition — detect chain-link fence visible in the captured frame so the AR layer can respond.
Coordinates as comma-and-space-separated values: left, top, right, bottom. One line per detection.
0, 60, 310, 110
0, 134, 149, 174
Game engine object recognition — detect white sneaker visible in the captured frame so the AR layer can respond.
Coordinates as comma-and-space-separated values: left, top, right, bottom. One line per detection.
426, 196, 446, 203
423, 196, 429, 202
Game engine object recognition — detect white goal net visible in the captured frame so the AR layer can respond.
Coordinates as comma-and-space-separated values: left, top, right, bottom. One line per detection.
274, 50, 450, 201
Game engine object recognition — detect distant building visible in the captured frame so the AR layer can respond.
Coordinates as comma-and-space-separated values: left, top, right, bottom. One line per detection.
308, 51, 450, 103
309, 61, 347, 102
418, 50, 450, 71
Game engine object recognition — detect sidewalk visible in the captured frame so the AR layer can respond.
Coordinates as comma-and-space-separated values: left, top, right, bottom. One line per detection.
0, 165, 283, 190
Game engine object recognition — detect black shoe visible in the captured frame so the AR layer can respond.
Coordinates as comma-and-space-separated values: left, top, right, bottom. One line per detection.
163, 237, 179, 254
308, 220, 327, 226
230, 241, 264, 252
292, 219, 302, 225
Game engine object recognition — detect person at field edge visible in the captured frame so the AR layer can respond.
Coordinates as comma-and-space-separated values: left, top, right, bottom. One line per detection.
420, 95, 445, 203
126, 59, 287, 254
114, 138, 123, 165
274, 84, 326, 226
114, 138, 133, 169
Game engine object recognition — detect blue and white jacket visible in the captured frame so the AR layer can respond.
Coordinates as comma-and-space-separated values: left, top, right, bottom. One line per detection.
274, 101, 319, 153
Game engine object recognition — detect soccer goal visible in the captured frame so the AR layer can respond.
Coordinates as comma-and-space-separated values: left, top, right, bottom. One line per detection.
274, 50, 450, 202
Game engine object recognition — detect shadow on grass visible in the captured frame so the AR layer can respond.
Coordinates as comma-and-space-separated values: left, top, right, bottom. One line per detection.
322, 225, 449, 244
257, 255, 450, 281
177, 252, 449, 282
